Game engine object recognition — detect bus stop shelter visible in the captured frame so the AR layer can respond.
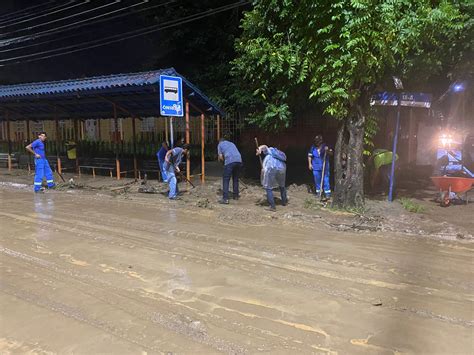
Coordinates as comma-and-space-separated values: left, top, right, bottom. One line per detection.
0, 68, 224, 182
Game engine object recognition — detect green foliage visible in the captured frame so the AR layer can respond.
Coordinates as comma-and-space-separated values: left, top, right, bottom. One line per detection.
399, 198, 426, 213
364, 112, 378, 156
233, 0, 469, 129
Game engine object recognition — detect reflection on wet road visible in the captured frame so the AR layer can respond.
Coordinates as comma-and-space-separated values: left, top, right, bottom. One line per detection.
0, 187, 472, 354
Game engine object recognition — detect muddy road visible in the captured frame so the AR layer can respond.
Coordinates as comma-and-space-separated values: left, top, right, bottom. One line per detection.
0, 184, 473, 354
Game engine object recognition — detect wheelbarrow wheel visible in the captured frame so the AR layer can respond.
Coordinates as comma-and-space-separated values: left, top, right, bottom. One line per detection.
440, 191, 451, 207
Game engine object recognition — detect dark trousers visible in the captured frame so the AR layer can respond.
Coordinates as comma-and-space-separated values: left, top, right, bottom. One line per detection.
266, 187, 287, 208
223, 162, 242, 200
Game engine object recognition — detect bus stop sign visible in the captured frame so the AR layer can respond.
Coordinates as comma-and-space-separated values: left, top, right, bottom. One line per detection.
160, 75, 183, 117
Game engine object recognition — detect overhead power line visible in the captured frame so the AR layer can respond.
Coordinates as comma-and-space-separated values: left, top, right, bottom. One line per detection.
1, 0, 121, 35
0, 0, 176, 54
0, 0, 58, 22
0, 1, 83, 28
0, 0, 163, 46
0, 1, 250, 67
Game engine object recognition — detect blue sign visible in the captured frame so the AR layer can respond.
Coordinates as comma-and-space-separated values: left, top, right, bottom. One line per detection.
400, 92, 432, 108
370, 92, 432, 108
370, 92, 398, 106
160, 75, 183, 117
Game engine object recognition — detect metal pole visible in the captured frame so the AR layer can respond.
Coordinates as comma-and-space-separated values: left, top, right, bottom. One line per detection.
169, 116, 174, 148
26, 119, 31, 172
388, 93, 401, 202
6, 111, 12, 171
55, 112, 62, 175
26, 119, 30, 141
74, 119, 79, 173
185, 101, 190, 182
217, 114, 221, 141
164, 116, 169, 144
201, 113, 205, 183
113, 104, 120, 180
132, 117, 138, 180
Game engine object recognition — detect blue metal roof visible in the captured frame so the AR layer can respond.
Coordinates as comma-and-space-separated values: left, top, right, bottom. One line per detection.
0, 68, 224, 120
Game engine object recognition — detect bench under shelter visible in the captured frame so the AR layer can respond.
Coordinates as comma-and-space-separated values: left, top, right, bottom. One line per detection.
0, 68, 225, 182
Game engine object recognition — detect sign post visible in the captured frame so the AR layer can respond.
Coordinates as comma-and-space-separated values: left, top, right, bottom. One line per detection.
388, 93, 402, 202
160, 75, 183, 148
370, 85, 432, 201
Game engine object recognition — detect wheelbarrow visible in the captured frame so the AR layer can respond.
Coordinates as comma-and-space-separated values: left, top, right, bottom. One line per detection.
430, 176, 473, 207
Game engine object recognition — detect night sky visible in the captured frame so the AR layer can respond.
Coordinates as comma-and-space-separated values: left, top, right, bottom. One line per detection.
0, 0, 234, 84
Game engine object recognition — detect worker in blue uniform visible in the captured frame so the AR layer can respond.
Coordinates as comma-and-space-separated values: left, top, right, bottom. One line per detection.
308, 134, 332, 199
25, 131, 55, 192
156, 141, 169, 182
164, 144, 190, 200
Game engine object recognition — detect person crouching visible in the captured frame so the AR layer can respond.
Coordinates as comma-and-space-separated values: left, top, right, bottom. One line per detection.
164, 144, 190, 200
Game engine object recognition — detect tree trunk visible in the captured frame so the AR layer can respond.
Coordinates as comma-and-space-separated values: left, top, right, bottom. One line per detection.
332, 109, 365, 209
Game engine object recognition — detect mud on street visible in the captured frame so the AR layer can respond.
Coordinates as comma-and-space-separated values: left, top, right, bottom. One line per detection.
0, 169, 473, 354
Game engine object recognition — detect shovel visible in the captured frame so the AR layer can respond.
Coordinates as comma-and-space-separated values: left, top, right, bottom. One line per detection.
319, 149, 327, 201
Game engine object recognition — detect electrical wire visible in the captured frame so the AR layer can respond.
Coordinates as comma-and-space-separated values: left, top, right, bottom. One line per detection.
0, 0, 175, 54
1, 0, 122, 35
0, 1, 83, 28
0, 0, 165, 46
0, 1, 250, 66
0, 0, 58, 22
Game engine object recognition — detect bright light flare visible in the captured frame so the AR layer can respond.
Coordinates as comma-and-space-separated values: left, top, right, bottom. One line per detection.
440, 134, 453, 147
452, 83, 465, 92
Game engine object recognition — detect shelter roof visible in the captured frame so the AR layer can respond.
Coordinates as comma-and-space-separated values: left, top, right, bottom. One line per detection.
0, 68, 224, 120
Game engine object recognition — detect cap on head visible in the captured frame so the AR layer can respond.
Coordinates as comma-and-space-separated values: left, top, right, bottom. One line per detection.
314, 134, 323, 145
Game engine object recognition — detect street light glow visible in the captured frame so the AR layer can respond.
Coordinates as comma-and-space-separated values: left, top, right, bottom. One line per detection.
453, 83, 465, 92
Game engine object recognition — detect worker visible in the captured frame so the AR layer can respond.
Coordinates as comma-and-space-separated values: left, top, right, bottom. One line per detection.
308, 134, 332, 199
257, 144, 288, 212
25, 131, 55, 193
217, 136, 243, 204
156, 141, 169, 182
369, 148, 398, 192
164, 144, 190, 200
65, 140, 77, 160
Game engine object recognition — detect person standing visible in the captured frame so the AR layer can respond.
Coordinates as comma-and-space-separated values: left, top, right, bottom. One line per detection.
156, 141, 169, 182
164, 144, 190, 200
25, 131, 55, 193
257, 145, 288, 212
217, 136, 243, 204
308, 135, 332, 199
369, 148, 398, 193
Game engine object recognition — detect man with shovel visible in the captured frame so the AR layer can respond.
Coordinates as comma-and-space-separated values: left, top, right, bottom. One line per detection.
217, 135, 243, 204
164, 144, 190, 200
256, 144, 288, 212
308, 134, 332, 200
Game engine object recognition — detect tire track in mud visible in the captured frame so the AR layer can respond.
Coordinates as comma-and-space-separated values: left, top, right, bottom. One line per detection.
1, 210, 472, 328
0, 209, 459, 303
8, 205, 472, 294
0, 248, 330, 354
5, 206, 473, 301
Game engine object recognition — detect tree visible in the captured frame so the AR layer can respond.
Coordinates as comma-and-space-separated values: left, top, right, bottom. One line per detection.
233, 0, 468, 208
142, 0, 248, 109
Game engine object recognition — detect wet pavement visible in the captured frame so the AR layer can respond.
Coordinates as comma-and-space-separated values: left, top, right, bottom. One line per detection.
0, 184, 473, 354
